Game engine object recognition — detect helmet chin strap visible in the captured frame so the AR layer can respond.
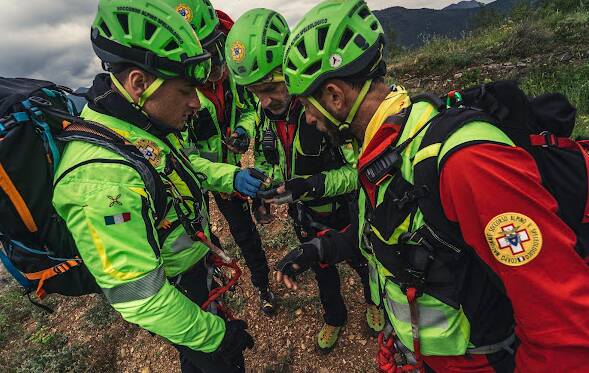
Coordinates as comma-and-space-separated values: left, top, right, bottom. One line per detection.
306, 79, 373, 132
110, 73, 165, 111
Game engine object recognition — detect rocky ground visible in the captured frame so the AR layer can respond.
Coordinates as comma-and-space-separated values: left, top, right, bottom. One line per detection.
0, 150, 380, 372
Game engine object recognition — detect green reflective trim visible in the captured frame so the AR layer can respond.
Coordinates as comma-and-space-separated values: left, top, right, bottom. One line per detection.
413, 143, 441, 167
438, 121, 514, 167
102, 265, 166, 304
385, 293, 448, 329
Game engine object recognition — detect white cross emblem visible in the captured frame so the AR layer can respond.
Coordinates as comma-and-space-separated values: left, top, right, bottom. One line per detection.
496, 224, 530, 254
144, 146, 154, 158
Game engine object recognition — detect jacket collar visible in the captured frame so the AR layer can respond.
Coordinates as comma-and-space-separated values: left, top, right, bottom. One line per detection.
85, 73, 175, 138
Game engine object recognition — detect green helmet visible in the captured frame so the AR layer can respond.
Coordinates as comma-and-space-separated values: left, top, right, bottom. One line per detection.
160, 0, 222, 49
283, 0, 385, 97
226, 8, 290, 86
91, 0, 211, 85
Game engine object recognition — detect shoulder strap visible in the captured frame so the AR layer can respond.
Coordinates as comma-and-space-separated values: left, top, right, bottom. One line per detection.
56, 120, 167, 224
413, 107, 499, 246
410, 92, 445, 112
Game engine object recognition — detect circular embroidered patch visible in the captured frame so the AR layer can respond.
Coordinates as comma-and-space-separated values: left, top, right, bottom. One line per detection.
329, 54, 343, 68
485, 212, 543, 266
230, 41, 246, 63
135, 139, 162, 168
175, 4, 193, 22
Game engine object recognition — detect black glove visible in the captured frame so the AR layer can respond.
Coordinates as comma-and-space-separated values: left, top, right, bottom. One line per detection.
284, 174, 326, 201
214, 319, 254, 364
274, 238, 323, 279
252, 198, 273, 224
225, 128, 250, 153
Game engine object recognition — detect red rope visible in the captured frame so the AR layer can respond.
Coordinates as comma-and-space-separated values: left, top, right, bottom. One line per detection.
200, 254, 242, 320
375, 287, 425, 373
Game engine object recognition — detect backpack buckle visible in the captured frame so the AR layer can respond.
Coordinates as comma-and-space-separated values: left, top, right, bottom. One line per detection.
540, 131, 557, 147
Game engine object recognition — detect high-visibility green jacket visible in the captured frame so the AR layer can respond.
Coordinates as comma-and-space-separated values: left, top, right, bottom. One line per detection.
253, 100, 357, 215
356, 89, 514, 356
53, 105, 225, 353
185, 73, 256, 170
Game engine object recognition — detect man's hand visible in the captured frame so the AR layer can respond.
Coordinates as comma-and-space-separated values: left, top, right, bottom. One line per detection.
234, 168, 263, 197
283, 177, 313, 201
226, 127, 249, 154
274, 238, 323, 290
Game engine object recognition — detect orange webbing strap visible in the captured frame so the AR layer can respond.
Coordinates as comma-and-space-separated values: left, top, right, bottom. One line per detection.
23, 259, 81, 299
0, 162, 38, 233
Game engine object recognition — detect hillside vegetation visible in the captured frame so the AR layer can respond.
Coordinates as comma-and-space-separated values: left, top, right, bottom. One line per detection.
389, 1, 589, 136
0, 2, 588, 372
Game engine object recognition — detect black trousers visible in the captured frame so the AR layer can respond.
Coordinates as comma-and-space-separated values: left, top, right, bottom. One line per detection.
290, 203, 373, 327
171, 260, 245, 373
211, 192, 270, 291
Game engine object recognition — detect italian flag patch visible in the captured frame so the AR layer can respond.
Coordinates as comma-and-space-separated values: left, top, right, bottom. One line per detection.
104, 212, 131, 226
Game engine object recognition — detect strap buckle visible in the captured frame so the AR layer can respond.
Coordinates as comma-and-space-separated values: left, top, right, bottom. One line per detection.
540, 131, 557, 147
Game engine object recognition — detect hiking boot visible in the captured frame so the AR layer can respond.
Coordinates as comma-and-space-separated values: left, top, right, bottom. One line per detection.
258, 288, 276, 316
366, 304, 385, 336
316, 323, 343, 353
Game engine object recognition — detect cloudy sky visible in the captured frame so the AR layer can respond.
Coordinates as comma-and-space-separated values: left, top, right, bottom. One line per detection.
0, 0, 480, 88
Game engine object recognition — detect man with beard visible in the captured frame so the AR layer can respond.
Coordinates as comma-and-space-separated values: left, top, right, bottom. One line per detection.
163, 0, 276, 316
275, 0, 589, 371
226, 8, 385, 352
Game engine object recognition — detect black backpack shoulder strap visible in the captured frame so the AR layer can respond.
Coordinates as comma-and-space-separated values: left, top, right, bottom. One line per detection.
413, 107, 499, 246
410, 92, 446, 112
56, 120, 167, 224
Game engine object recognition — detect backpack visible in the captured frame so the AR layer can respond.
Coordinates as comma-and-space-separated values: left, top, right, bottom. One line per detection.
412, 80, 589, 262
0, 77, 166, 309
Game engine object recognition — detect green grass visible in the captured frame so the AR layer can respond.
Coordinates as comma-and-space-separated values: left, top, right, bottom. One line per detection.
391, 9, 589, 79
521, 63, 589, 138
84, 297, 117, 327
0, 286, 57, 344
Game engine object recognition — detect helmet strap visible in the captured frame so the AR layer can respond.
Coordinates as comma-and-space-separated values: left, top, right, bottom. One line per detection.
307, 79, 373, 132
138, 78, 164, 107
110, 73, 164, 109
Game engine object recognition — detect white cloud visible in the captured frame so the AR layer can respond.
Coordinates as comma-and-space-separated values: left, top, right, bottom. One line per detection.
0, 0, 491, 87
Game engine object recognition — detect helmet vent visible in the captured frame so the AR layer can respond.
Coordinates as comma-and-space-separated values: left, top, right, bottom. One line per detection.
269, 22, 282, 36
200, 18, 207, 31
267, 38, 278, 47
317, 27, 328, 51
145, 20, 157, 41
116, 13, 130, 35
354, 35, 368, 50
339, 27, 354, 50
266, 51, 273, 63
303, 60, 321, 76
296, 41, 307, 59
358, 6, 370, 19
370, 21, 379, 31
99, 20, 112, 38
251, 60, 259, 73
287, 58, 296, 71
164, 39, 179, 52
